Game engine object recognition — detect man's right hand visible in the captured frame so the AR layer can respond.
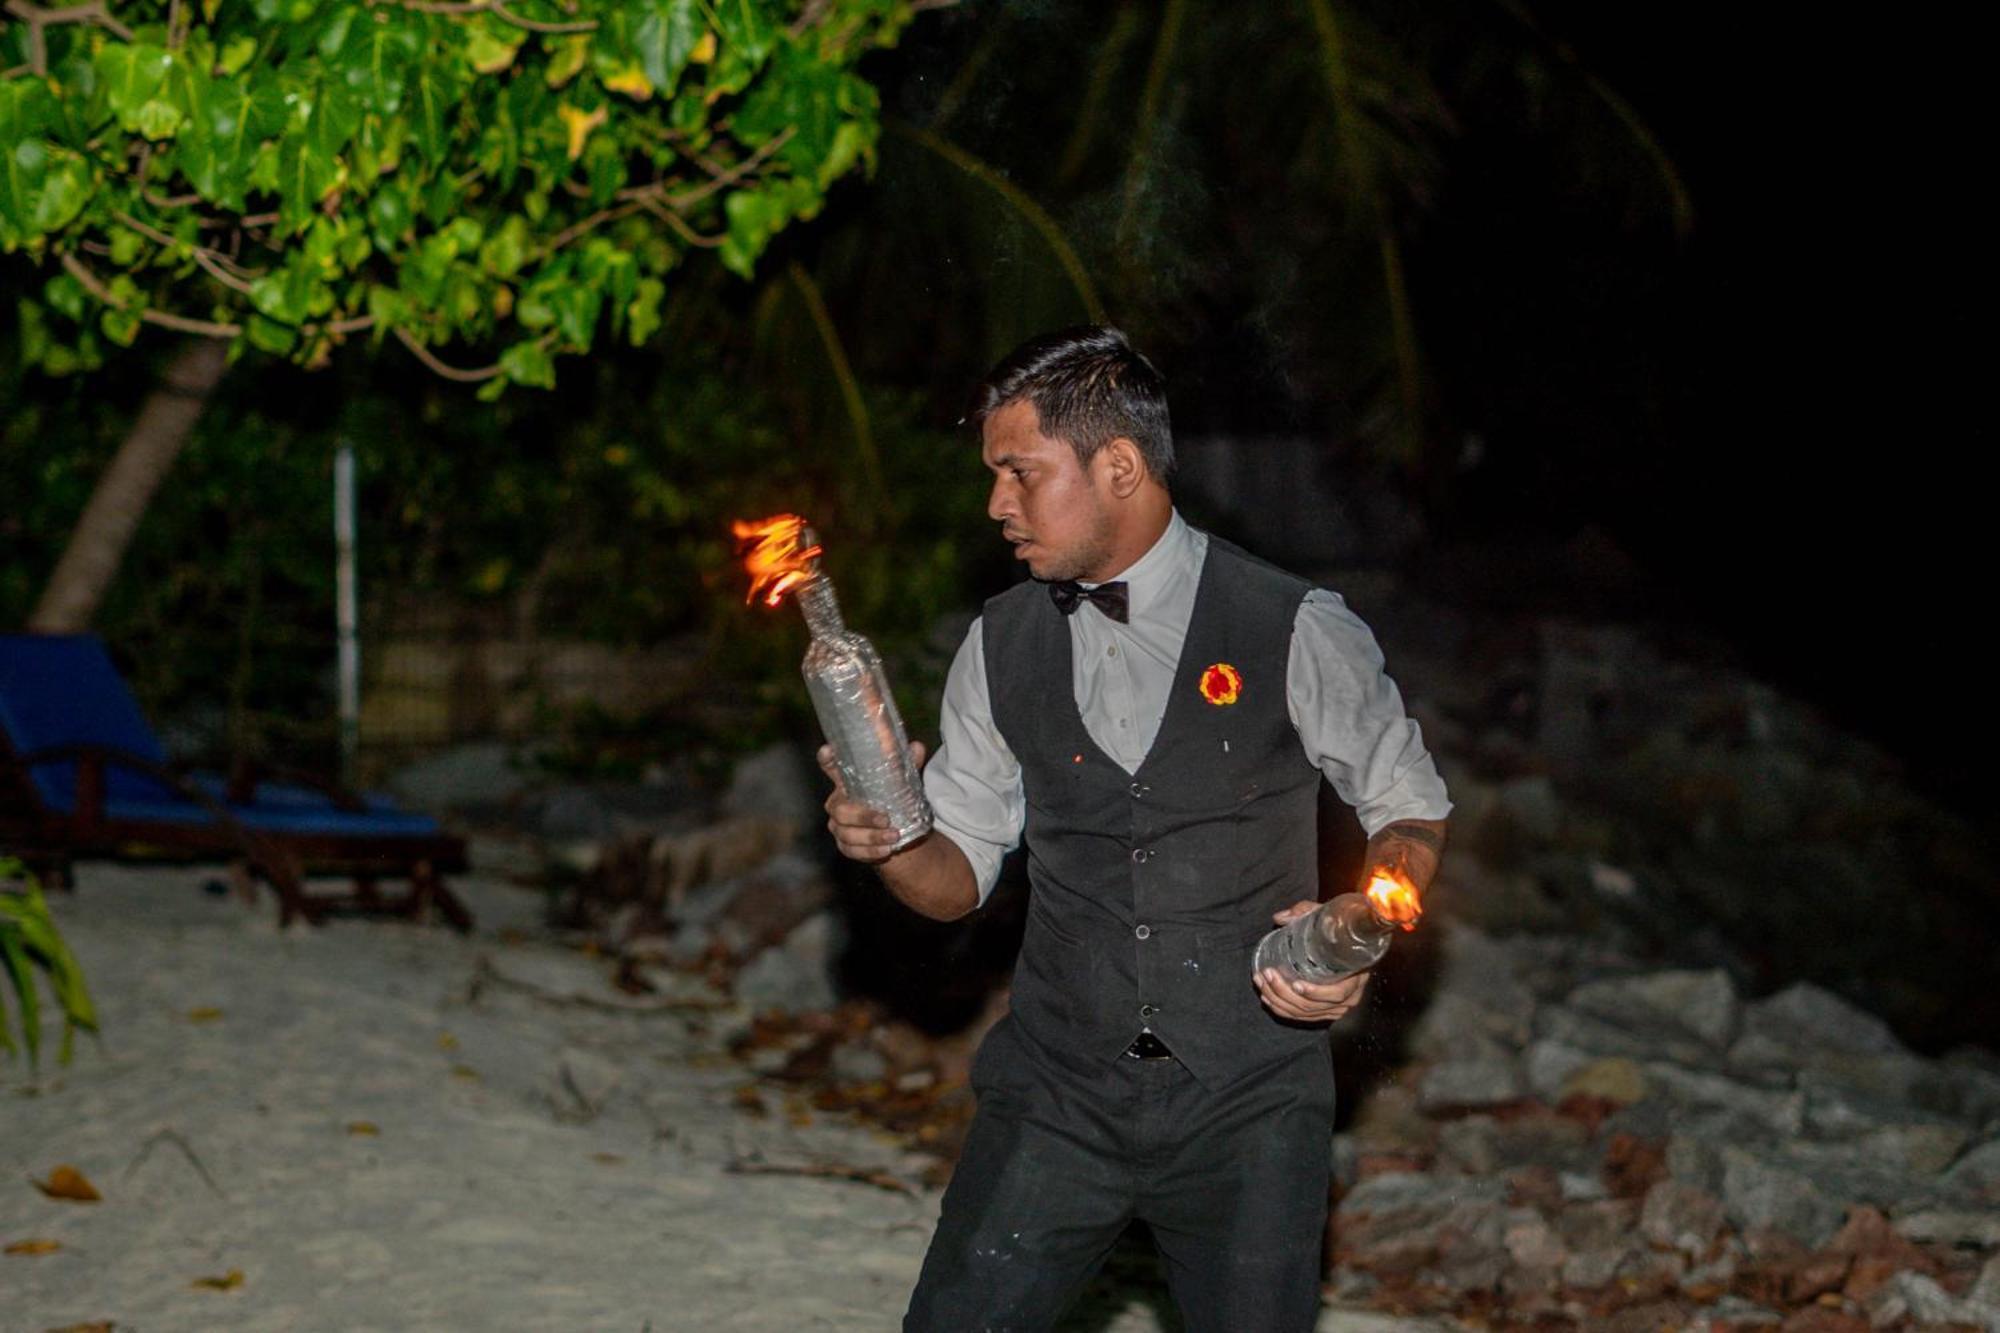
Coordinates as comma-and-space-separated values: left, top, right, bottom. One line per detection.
819, 742, 927, 864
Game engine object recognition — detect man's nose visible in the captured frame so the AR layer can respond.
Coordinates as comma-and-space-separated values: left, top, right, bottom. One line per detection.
987, 478, 1014, 523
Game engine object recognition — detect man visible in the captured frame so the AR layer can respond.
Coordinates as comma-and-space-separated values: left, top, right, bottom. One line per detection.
821, 326, 1451, 1331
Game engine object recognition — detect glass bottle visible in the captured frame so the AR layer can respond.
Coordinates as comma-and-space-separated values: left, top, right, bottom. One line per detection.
1252, 893, 1397, 986
792, 537, 932, 851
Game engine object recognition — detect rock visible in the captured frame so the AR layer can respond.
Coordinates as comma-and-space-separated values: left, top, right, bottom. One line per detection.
536, 785, 620, 843
829, 1042, 889, 1085
1524, 1039, 1595, 1101
1537, 1002, 1697, 1065
1866, 1269, 2000, 1330
1643, 1060, 1805, 1138
1569, 968, 1740, 1052
387, 741, 528, 810
1436, 1117, 1501, 1175
1931, 1049, 2000, 1125
1721, 1147, 1846, 1246
664, 923, 712, 967
721, 743, 820, 837
1738, 983, 1908, 1062
1847, 1123, 1969, 1177
1891, 1208, 2000, 1248
1418, 1055, 1526, 1112
1973, 1252, 2000, 1307
1502, 1206, 1567, 1269
732, 911, 843, 1015
1641, 1180, 1727, 1257
553, 1046, 622, 1121
1666, 1134, 1726, 1195
1346, 1084, 1439, 1156
1559, 1056, 1649, 1107
1945, 1133, 2000, 1192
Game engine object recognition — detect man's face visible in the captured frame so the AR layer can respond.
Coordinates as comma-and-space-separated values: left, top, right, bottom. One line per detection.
981, 399, 1115, 583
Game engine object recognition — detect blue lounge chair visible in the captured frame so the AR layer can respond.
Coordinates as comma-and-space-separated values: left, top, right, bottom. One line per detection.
0, 634, 471, 929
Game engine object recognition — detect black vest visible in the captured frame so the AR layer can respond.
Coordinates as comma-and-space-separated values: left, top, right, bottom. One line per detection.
982, 537, 1327, 1090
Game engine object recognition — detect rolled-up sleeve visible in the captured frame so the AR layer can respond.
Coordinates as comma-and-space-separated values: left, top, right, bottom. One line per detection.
922, 617, 1025, 905
1287, 590, 1452, 834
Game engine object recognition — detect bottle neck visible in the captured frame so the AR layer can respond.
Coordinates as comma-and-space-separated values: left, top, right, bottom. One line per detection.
795, 572, 846, 639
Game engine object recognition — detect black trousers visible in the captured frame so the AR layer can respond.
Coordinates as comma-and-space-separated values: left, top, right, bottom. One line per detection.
905, 1016, 1336, 1333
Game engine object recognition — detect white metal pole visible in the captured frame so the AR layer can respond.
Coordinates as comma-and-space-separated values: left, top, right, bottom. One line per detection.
334, 443, 360, 782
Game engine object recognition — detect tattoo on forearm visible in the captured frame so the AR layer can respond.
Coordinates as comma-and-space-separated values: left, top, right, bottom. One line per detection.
1377, 823, 1445, 854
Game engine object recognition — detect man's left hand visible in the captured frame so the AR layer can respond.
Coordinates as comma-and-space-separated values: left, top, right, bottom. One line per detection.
1254, 900, 1371, 1023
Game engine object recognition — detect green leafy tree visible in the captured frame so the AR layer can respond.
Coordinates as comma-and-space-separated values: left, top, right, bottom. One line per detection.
1, 858, 98, 1068
1, 0, 942, 628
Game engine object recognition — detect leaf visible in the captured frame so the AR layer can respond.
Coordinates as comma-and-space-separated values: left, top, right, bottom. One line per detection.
34, 1165, 101, 1202
191, 1268, 246, 1291
0, 82, 57, 244
632, 0, 703, 98
465, 21, 525, 76
558, 104, 606, 162
545, 35, 591, 90
136, 99, 185, 141
244, 313, 297, 355
345, 1121, 379, 1136
625, 276, 664, 345
94, 43, 175, 133
3, 1238, 61, 1255
498, 338, 555, 389
601, 64, 653, 101
1, 932, 39, 1066
31, 154, 91, 235
218, 35, 260, 77
187, 1006, 223, 1023
99, 303, 143, 347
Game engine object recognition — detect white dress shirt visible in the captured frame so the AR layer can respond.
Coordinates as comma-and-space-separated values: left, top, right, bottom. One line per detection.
924, 511, 1453, 904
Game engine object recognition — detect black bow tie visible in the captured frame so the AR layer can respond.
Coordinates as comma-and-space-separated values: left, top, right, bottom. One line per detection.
1048, 579, 1130, 623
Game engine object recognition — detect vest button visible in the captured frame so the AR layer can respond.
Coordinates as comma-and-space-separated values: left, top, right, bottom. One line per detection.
1130, 848, 1150, 864
1135, 924, 1151, 940
1128, 781, 1148, 798
1140, 1004, 1158, 1018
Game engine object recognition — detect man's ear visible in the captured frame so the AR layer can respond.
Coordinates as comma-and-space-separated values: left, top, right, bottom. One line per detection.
1097, 438, 1147, 499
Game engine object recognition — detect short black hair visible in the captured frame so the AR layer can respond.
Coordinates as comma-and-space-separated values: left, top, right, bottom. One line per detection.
967, 326, 1174, 482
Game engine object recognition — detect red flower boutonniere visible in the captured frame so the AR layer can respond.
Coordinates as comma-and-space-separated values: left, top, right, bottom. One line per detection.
1199, 662, 1242, 706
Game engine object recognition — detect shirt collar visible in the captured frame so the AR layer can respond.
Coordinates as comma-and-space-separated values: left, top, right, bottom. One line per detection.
1089, 509, 1197, 623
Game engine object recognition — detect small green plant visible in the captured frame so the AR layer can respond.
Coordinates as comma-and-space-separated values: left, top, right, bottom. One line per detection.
0, 857, 98, 1069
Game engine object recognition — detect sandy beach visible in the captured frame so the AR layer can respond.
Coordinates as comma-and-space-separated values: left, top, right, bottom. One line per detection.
3, 859, 1458, 1333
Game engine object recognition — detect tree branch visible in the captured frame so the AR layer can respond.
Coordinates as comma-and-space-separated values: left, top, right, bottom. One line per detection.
59, 251, 372, 343
59, 253, 243, 338
657, 126, 795, 209
639, 195, 724, 247
392, 325, 506, 382
112, 210, 262, 295
389, 0, 596, 33
2, 0, 134, 76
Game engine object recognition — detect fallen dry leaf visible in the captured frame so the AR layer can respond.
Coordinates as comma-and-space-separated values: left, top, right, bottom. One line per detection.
591, 1153, 624, 1165
437, 1032, 458, 1051
450, 1064, 481, 1082
186, 1006, 223, 1023
345, 1121, 379, 1137
44, 1322, 115, 1332
6, 1238, 62, 1255
190, 1268, 245, 1291
33, 1166, 101, 1202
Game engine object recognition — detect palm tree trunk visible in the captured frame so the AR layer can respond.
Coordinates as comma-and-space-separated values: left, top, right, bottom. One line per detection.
27, 338, 229, 634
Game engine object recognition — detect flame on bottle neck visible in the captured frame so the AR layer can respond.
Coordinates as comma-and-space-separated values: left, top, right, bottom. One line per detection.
1364, 865, 1423, 933
732, 513, 823, 608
